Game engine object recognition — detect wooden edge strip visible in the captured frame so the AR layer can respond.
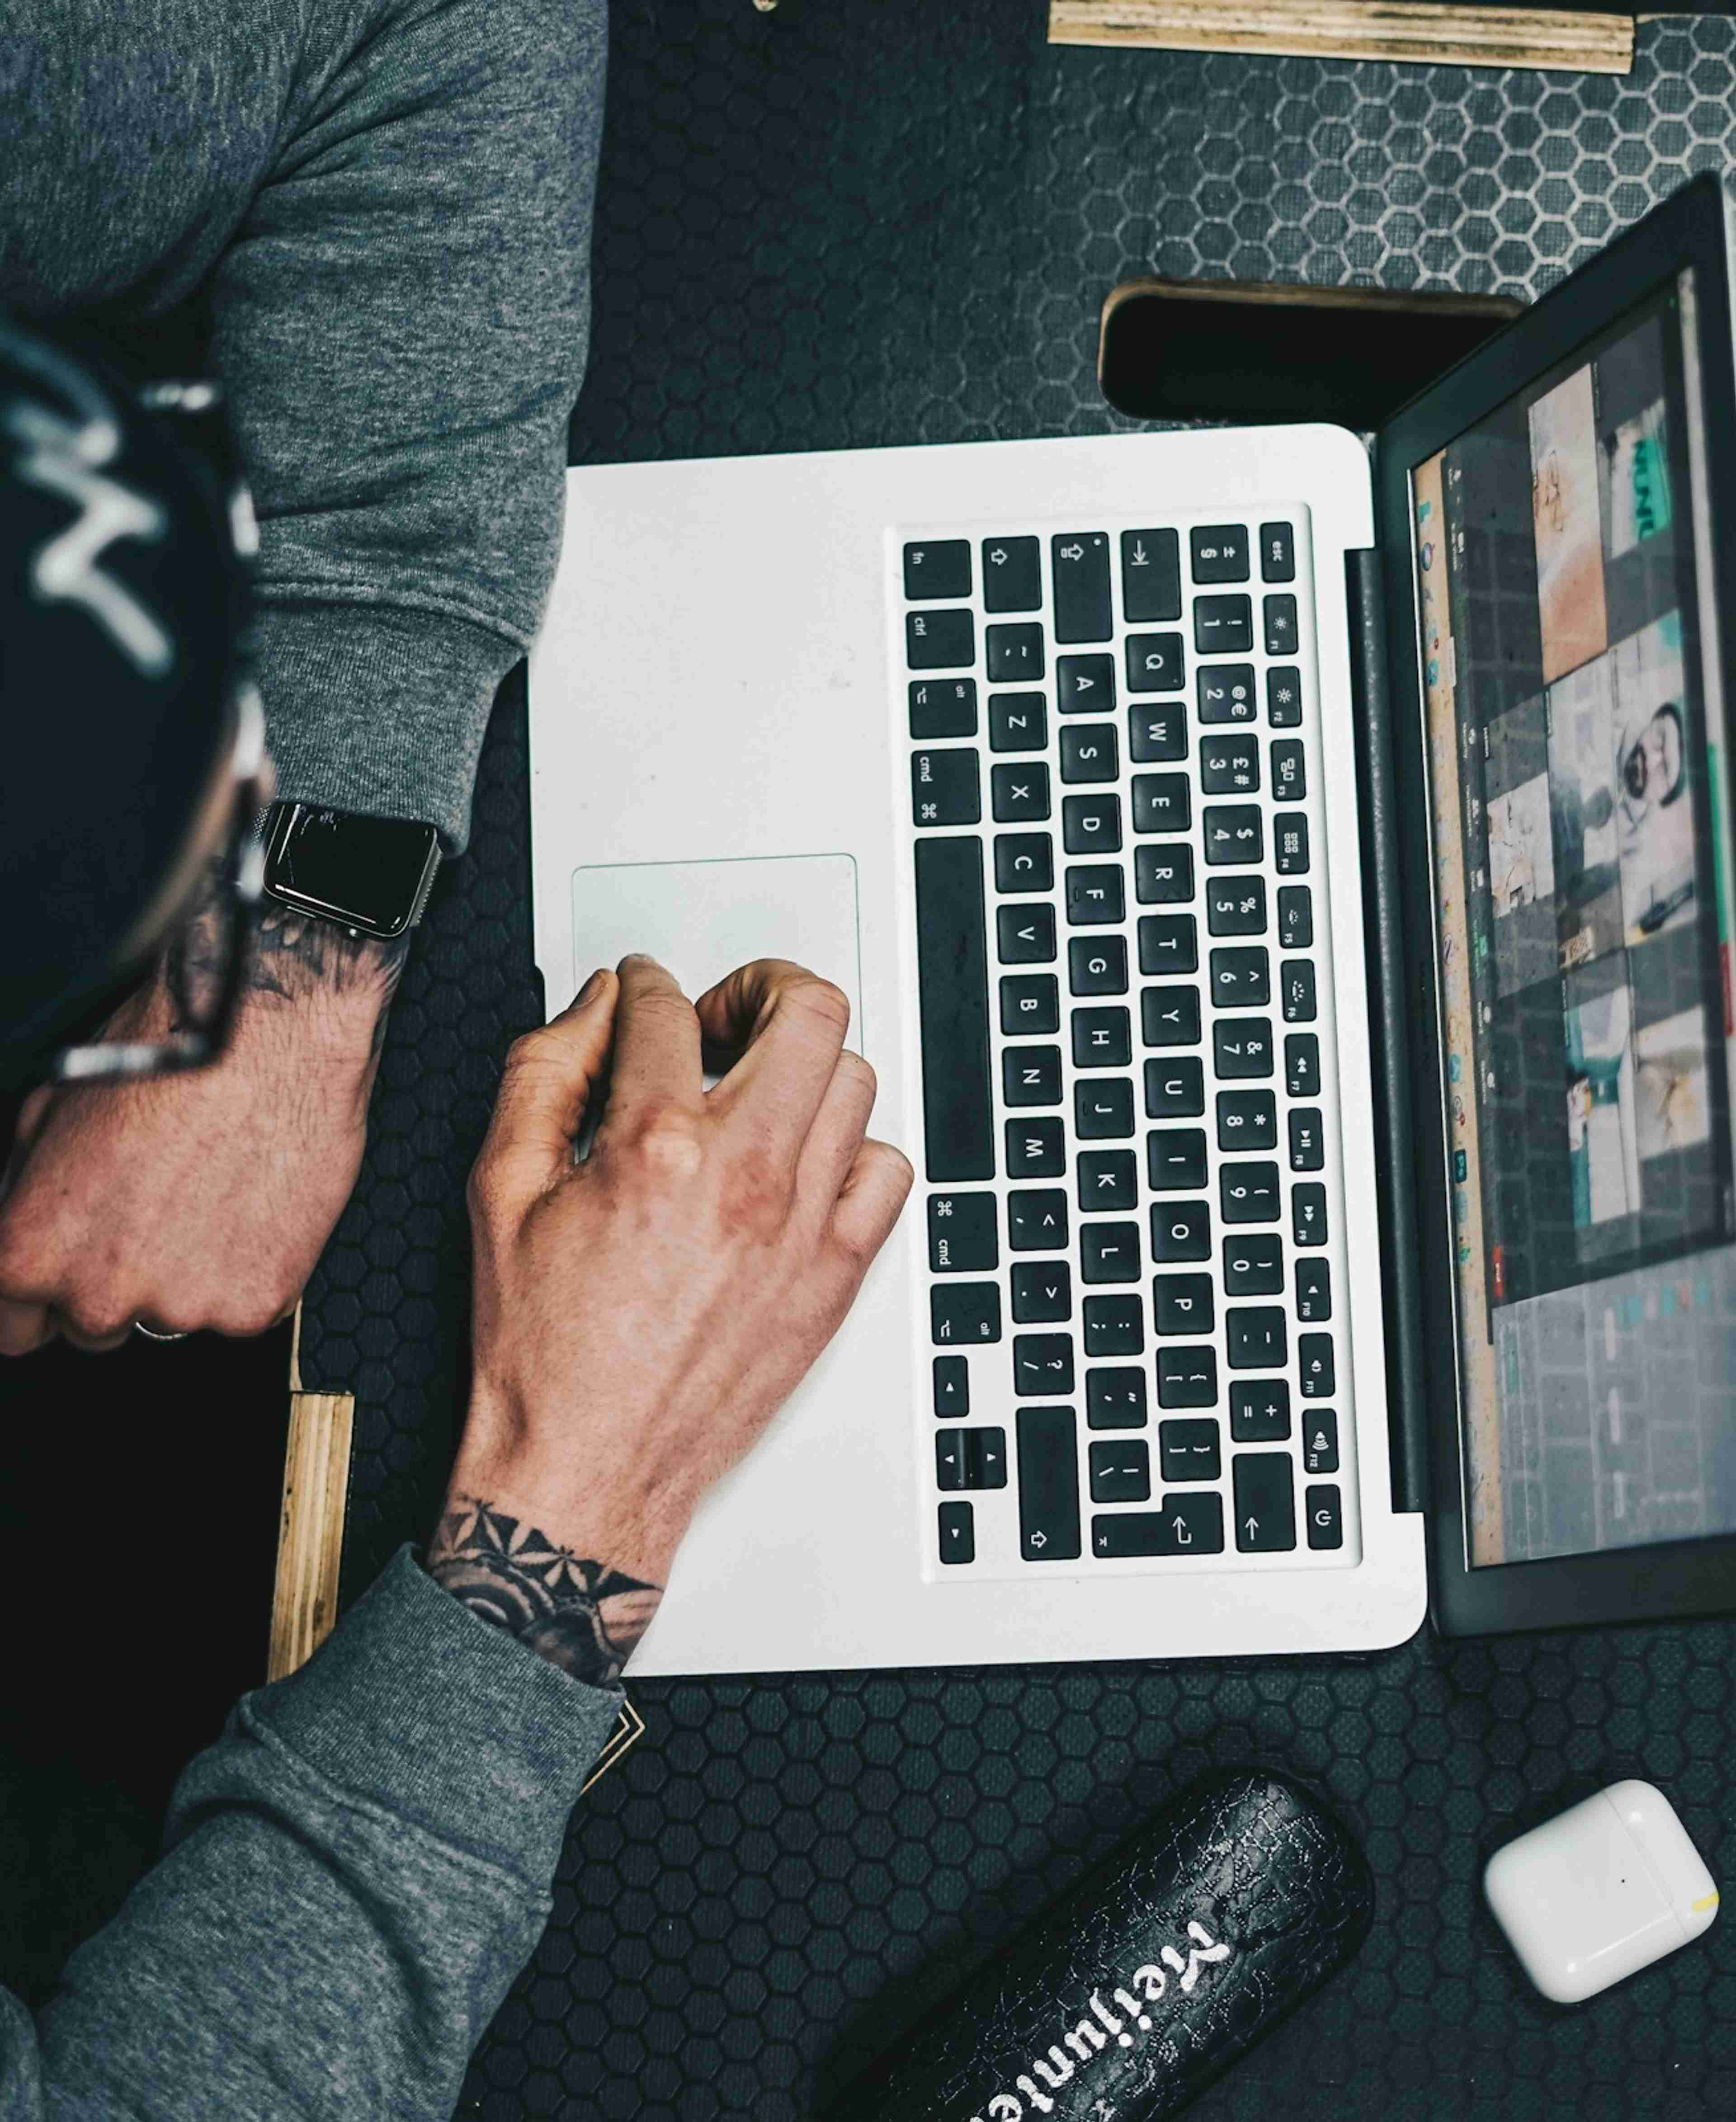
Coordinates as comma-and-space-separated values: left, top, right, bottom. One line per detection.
268, 1387, 355, 1683
1048, 0, 1634, 75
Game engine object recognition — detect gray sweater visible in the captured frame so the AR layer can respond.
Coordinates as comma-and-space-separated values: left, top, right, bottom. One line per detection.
2, 1, 625, 2114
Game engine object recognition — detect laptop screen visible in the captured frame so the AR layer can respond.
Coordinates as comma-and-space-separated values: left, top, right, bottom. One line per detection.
1410, 265, 1736, 1569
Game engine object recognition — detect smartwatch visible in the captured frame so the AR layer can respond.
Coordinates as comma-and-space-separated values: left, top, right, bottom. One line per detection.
259, 802, 441, 941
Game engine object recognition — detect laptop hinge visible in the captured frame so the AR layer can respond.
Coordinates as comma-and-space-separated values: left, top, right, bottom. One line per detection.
1345, 546, 1429, 1519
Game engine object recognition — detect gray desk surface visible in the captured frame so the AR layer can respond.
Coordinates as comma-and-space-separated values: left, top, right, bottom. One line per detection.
300, 6, 1736, 2115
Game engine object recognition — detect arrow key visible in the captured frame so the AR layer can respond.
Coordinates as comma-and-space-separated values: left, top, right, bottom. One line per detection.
938, 1500, 976, 1565
1233, 1451, 1297, 1551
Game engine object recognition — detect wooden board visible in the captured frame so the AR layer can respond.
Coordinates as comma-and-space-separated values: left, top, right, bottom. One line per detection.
1049, 1, 1635, 75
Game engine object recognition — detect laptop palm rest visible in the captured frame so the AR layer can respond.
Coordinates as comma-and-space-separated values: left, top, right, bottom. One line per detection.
568, 854, 866, 1083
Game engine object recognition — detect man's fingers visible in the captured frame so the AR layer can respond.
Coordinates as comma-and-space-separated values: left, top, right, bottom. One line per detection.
475, 970, 620, 1201
0, 1295, 54, 1358
794, 1050, 878, 1217
603, 956, 704, 1125
693, 959, 852, 1155
830, 1136, 914, 1264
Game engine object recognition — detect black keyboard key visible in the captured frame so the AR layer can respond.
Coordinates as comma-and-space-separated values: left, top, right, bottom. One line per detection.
928, 1192, 998, 1273
1075, 1079, 1135, 1140
935, 1428, 968, 1491
1151, 1198, 1211, 1262
1227, 1306, 1287, 1369
930, 1281, 1000, 1347
1259, 521, 1296, 583
1084, 1295, 1144, 1357
1200, 732, 1259, 796
1306, 1483, 1344, 1551
1014, 1334, 1075, 1398
1003, 1044, 1062, 1107
1137, 913, 1197, 975
1203, 804, 1262, 866
1217, 1088, 1276, 1150
907, 608, 975, 669
1271, 738, 1306, 803
1274, 814, 1310, 876
1281, 960, 1317, 1023
1299, 1332, 1335, 1399
1087, 1367, 1147, 1429
1077, 1149, 1138, 1211
1284, 1033, 1320, 1098
1006, 1116, 1065, 1179
1295, 1257, 1331, 1321
1190, 523, 1250, 583
1069, 935, 1127, 996
1210, 945, 1269, 1009
1303, 1408, 1339, 1476
912, 748, 981, 826
1147, 1125, 1208, 1192
1012, 1261, 1074, 1324
1277, 885, 1312, 949
1132, 773, 1190, 834
1263, 593, 1299, 656
1293, 1182, 1328, 1247
995, 832, 1054, 895
1266, 665, 1302, 726
1093, 1493, 1223, 1557
1018, 1405, 1081, 1560
1197, 663, 1256, 724
1059, 724, 1119, 785
989, 691, 1048, 752
1135, 844, 1194, 905
1141, 986, 1201, 1048
938, 1500, 975, 1564
1052, 533, 1112, 642
1127, 632, 1185, 693
1120, 528, 1182, 622
1089, 1439, 1151, 1505
1158, 1418, 1221, 1482
904, 540, 972, 599
1234, 1452, 1296, 1551
1207, 877, 1266, 935
915, 837, 993, 1180
1072, 1005, 1131, 1069
1231, 1379, 1291, 1442
1220, 1160, 1281, 1222
1066, 864, 1125, 925
1194, 594, 1252, 656
1062, 792, 1122, 854
982, 535, 1041, 612
987, 622, 1044, 683
1144, 1056, 1204, 1120
1129, 700, 1187, 761
1008, 1188, 1069, 1250
1212, 1018, 1274, 1078
1154, 1273, 1213, 1335
1057, 653, 1116, 715
997, 902, 1056, 963
934, 1355, 970, 1417
1288, 1108, 1324, 1171
968, 1431, 1007, 1489
991, 761, 1050, 823
1157, 1346, 1217, 1407
1000, 972, 1059, 1035
1222, 1232, 1283, 1295
909, 677, 977, 739
1081, 1221, 1142, 1284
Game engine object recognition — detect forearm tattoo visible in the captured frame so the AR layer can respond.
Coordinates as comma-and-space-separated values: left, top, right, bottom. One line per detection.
425, 1495, 663, 1687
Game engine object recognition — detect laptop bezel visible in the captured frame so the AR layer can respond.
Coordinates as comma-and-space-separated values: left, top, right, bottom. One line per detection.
1375, 172, 1736, 1636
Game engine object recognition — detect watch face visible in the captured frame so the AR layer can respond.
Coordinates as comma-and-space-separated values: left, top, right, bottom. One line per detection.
270, 807, 437, 933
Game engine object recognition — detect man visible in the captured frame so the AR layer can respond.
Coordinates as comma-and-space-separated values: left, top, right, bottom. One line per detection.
0, 3, 915, 2115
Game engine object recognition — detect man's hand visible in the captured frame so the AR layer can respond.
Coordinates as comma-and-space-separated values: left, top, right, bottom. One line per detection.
0, 896, 408, 1353
427, 954, 912, 1685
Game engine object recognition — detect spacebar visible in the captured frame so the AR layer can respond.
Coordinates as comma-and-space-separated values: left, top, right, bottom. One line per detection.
914, 836, 994, 1181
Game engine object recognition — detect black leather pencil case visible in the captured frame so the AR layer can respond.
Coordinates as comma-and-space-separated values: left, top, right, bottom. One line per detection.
831, 1767, 1373, 2122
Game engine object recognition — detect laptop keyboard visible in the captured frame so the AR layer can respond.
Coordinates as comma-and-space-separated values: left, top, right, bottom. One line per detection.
897, 514, 1358, 1580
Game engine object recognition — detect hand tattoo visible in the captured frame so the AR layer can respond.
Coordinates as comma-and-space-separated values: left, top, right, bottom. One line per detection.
425, 1495, 662, 1687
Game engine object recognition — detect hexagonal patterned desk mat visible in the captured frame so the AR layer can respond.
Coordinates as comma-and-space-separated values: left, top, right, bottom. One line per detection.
297, 6, 1736, 2116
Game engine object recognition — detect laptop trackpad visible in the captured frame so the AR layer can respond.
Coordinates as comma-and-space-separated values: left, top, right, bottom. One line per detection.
568, 854, 865, 1065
